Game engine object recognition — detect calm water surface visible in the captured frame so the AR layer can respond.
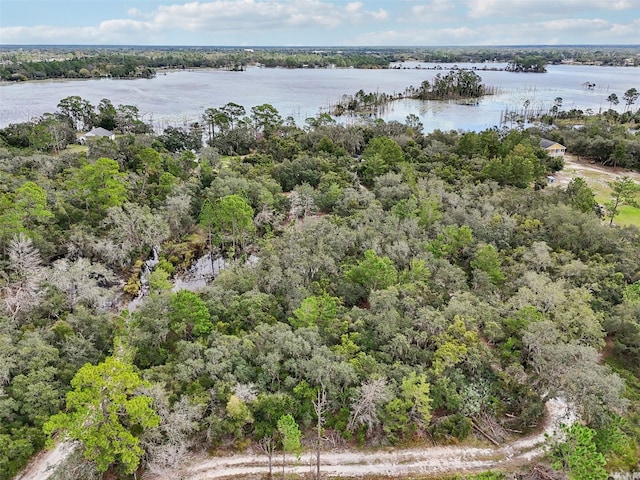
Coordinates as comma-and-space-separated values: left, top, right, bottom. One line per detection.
0, 64, 637, 132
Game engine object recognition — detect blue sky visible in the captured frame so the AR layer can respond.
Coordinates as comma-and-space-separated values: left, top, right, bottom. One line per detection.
1, 0, 639, 46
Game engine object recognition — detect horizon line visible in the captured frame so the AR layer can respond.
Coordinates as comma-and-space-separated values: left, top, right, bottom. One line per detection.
1, 43, 640, 49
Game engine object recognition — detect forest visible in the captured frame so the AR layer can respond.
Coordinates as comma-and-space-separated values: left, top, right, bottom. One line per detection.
0, 95, 639, 480
1, 45, 638, 81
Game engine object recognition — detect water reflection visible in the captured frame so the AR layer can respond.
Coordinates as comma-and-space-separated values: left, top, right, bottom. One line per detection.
0, 64, 637, 132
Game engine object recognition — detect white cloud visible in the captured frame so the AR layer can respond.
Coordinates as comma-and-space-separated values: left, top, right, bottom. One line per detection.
466, 0, 640, 18
0, 19, 158, 44
150, 0, 388, 32
424, 0, 455, 13
538, 17, 640, 41
0, 0, 390, 44
346, 15, 640, 45
349, 26, 476, 46
397, 1, 456, 23
1, 0, 638, 45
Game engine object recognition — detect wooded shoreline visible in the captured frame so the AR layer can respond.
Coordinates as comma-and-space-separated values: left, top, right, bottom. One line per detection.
1, 45, 638, 82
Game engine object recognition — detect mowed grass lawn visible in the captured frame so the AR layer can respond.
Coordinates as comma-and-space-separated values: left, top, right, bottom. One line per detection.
606, 204, 640, 226
554, 156, 640, 227
592, 183, 640, 227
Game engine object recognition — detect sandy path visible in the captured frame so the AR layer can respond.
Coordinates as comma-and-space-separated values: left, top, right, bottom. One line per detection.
146, 398, 575, 480
551, 155, 640, 188
15, 441, 76, 480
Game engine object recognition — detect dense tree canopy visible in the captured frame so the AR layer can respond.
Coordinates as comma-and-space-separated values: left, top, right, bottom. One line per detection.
0, 96, 639, 480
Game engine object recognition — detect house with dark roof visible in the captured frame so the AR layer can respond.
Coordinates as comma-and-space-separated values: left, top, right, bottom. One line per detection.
79, 127, 115, 144
540, 138, 566, 157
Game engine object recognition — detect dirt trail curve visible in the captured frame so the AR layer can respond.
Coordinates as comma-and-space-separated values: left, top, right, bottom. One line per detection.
15, 441, 76, 480
16, 399, 573, 480
146, 398, 575, 480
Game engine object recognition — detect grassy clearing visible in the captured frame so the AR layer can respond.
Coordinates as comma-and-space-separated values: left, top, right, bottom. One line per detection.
63, 144, 88, 154
608, 204, 640, 226
554, 156, 640, 227
592, 193, 640, 227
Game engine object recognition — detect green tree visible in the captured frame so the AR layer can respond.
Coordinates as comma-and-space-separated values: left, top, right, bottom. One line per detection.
43, 356, 159, 475
148, 267, 172, 294
135, 147, 164, 198
203, 107, 229, 145
549, 423, 607, 480
609, 142, 628, 168
226, 394, 254, 438
35, 114, 75, 152
65, 157, 127, 217
0, 434, 36, 480
427, 225, 474, 261
251, 103, 283, 139
291, 293, 340, 330
431, 316, 479, 376
482, 143, 541, 188
359, 136, 404, 186
565, 177, 597, 214
623, 87, 639, 112
169, 290, 213, 337
158, 125, 202, 153
115, 104, 148, 134
95, 98, 117, 130
199, 194, 255, 252
605, 176, 640, 225
382, 372, 432, 443
57, 95, 94, 131
0, 181, 53, 243
277, 413, 302, 479
220, 102, 246, 130
470, 243, 505, 286
345, 249, 398, 292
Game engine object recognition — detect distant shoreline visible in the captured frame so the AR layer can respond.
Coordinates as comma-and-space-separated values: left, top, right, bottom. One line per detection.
2, 45, 637, 83
1, 61, 637, 86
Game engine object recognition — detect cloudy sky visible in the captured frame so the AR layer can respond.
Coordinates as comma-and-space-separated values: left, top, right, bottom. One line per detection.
1, 0, 639, 46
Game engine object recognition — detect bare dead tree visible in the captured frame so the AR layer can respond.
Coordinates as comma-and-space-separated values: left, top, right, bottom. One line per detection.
2, 234, 44, 319
347, 377, 390, 434
141, 385, 204, 474
259, 435, 276, 478
312, 385, 327, 480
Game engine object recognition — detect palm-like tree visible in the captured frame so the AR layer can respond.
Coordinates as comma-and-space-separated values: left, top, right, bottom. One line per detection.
623, 88, 639, 112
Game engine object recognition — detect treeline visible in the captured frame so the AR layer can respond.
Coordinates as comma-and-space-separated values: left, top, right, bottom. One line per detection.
0, 99, 639, 479
505, 56, 547, 73
2, 45, 638, 82
0, 53, 156, 81
409, 69, 490, 100
404, 45, 640, 66
0, 48, 392, 81
333, 70, 493, 116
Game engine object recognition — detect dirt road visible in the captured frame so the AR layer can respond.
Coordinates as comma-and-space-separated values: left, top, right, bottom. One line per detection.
551, 155, 640, 188
17, 400, 573, 480
146, 398, 574, 480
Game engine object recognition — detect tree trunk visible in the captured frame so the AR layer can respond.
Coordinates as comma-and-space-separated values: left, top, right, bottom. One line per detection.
313, 386, 327, 480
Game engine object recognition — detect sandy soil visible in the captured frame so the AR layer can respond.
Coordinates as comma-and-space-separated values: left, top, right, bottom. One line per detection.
146, 398, 575, 480
14, 441, 76, 480
551, 155, 640, 188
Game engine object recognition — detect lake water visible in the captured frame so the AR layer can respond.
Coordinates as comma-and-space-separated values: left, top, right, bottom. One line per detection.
0, 63, 637, 133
